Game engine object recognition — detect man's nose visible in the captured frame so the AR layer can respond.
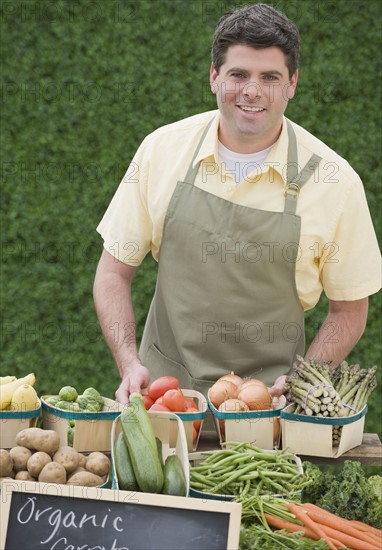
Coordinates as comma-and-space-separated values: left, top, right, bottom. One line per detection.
242, 81, 261, 101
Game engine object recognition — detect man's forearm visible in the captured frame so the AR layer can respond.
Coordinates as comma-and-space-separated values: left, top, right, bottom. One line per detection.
305, 298, 368, 367
93, 271, 140, 377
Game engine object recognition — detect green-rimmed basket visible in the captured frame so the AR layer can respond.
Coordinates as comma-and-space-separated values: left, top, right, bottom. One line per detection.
188, 448, 303, 501
207, 392, 286, 450
0, 400, 41, 448
280, 403, 368, 458
41, 396, 124, 452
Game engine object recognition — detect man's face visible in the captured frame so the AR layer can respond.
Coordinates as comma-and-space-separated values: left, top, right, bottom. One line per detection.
210, 45, 298, 152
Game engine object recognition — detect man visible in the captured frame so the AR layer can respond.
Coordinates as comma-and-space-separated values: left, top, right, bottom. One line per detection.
93, 4, 381, 403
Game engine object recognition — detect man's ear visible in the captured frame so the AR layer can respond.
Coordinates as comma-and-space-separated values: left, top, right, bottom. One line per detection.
287, 69, 299, 100
210, 63, 219, 94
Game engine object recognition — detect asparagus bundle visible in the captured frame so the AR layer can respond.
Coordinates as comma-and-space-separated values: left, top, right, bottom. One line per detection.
285, 357, 377, 446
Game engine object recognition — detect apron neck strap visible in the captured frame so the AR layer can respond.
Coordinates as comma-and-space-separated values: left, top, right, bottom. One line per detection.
183, 117, 215, 184
284, 120, 322, 214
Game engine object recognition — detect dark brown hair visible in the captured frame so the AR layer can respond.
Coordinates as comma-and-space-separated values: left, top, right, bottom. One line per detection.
211, 3, 300, 77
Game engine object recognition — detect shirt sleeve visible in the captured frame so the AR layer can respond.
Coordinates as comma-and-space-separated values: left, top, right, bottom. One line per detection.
96, 139, 153, 267
321, 176, 381, 301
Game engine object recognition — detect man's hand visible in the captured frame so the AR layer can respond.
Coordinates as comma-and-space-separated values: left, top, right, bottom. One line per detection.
115, 360, 151, 404
268, 375, 287, 397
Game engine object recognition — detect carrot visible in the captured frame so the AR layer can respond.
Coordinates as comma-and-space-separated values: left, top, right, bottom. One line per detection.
264, 513, 308, 535
302, 505, 378, 547
288, 502, 337, 550
265, 513, 346, 549
303, 504, 382, 544
348, 519, 382, 539
317, 523, 379, 550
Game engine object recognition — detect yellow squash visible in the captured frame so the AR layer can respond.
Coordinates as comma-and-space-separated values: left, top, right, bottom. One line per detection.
0, 373, 36, 410
10, 384, 39, 412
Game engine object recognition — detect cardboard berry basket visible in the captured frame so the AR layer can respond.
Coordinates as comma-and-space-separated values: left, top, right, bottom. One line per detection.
0, 400, 41, 449
280, 402, 367, 458
207, 392, 286, 450
188, 448, 303, 501
111, 411, 190, 494
142, 389, 208, 452
41, 396, 124, 453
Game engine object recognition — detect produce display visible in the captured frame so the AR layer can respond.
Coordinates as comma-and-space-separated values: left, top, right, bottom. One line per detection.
115, 393, 187, 496
285, 357, 378, 445
0, 373, 38, 411
1, 371, 380, 550
190, 442, 309, 498
0, 427, 110, 487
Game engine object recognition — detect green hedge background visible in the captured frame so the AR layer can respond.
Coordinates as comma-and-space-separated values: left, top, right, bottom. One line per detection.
1, 1, 381, 436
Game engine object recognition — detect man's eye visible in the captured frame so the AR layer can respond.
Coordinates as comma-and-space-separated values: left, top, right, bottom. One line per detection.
264, 75, 278, 80
230, 73, 245, 79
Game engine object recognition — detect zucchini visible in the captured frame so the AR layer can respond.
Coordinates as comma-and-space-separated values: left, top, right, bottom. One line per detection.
156, 436, 164, 469
120, 396, 164, 493
114, 432, 138, 491
129, 394, 158, 454
162, 455, 187, 496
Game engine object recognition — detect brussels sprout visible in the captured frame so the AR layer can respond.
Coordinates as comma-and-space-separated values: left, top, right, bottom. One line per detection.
67, 424, 75, 446
56, 400, 80, 412
44, 396, 59, 406
83, 388, 103, 410
59, 386, 78, 402
84, 402, 101, 413
83, 387, 101, 400
76, 395, 88, 409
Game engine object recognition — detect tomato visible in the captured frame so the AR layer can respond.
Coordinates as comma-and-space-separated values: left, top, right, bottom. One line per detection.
142, 395, 154, 410
192, 426, 198, 443
183, 397, 198, 411
149, 403, 171, 412
187, 406, 202, 431
147, 376, 179, 401
162, 389, 186, 412
155, 396, 164, 405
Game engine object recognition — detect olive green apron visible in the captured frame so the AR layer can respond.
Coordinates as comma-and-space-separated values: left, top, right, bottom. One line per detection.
140, 117, 321, 397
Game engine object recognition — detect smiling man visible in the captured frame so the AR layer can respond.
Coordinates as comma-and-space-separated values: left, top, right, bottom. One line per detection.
93, 4, 381, 403
210, 45, 298, 152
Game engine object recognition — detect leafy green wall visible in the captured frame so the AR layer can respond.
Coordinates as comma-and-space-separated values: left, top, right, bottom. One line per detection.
1, 1, 381, 435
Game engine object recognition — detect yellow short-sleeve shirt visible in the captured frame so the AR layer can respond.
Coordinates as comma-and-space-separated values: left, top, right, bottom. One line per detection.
97, 110, 381, 311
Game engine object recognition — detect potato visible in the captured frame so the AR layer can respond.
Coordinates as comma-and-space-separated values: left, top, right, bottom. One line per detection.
67, 466, 86, 480
27, 451, 52, 477
0, 449, 13, 477
85, 452, 110, 477
66, 471, 104, 487
15, 470, 36, 481
9, 446, 33, 471
16, 428, 60, 454
53, 446, 80, 473
38, 462, 66, 484
77, 453, 87, 468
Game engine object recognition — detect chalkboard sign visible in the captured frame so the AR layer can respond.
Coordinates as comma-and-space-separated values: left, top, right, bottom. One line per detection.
0, 480, 241, 550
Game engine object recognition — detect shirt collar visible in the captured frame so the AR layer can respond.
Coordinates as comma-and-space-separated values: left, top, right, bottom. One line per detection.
193, 112, 290, 186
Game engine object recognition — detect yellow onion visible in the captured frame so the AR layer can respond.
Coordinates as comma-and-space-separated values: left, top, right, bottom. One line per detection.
218, 398, 249, 413
237, 384, 272, 411
239, 377, 268, 391
208, 380, 238, 409
218, 371, 243, 388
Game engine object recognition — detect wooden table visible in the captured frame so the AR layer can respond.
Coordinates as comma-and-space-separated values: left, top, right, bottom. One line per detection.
198, 431, 382, 466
